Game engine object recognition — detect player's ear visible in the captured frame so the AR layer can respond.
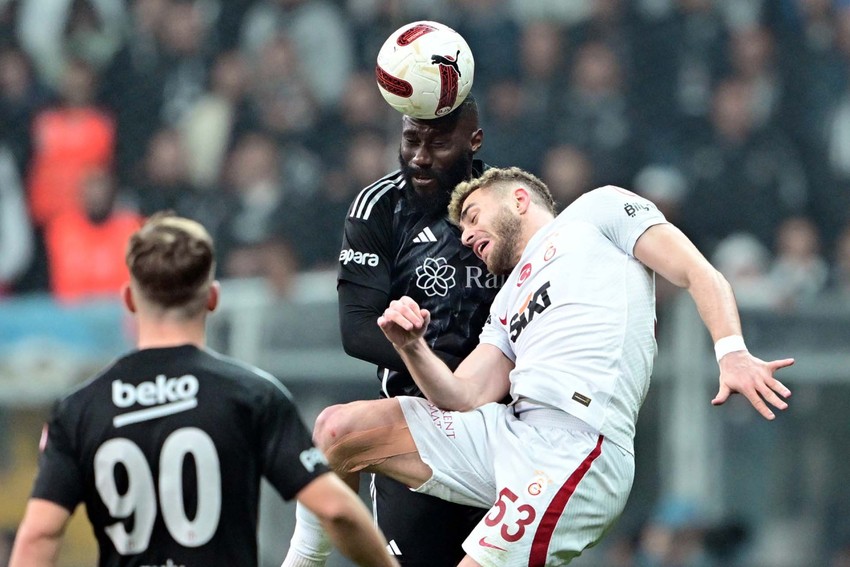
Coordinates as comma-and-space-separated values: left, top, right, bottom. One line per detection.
207, 281, 220, 312
514, 186, 531, 214
470, 128, 483, 153
122, 283, 136, 313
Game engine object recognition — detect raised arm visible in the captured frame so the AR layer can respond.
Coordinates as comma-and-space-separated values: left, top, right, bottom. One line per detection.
378, 296, 512, 410
633, 223, 794, 419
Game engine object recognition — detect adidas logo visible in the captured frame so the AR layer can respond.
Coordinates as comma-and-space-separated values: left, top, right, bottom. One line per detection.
387, 540, 402, 556
412, 227, 437, 243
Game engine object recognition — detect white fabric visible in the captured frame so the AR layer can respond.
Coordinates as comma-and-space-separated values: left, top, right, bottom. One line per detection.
398, 397, 633, 566
479, 186, 667, 453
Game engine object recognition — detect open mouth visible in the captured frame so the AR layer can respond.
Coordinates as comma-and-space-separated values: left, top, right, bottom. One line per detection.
475, 239, 490, 260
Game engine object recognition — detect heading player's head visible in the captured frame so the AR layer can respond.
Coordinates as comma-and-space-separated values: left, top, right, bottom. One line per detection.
399, 94, 484, 217
124, 211, 218, 319
449, 166, 556, 276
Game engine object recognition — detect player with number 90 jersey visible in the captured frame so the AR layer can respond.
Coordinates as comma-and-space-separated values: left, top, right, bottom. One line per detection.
32, 344, 328, 567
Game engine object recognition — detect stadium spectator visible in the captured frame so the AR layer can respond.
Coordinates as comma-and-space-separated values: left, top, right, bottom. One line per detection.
0, 144, 33, 295
554, 39, 642, 188
100, 0, 169, 183
767, 215, 829, 309
0, 46, 50, 172
27, 57, 115, 227
215, 132, 306, 297
179, 49, 258, 189
240, 0, 354, 109
680, 77, 808, 255
43, 167, 142, 302
538, 143, 594, 211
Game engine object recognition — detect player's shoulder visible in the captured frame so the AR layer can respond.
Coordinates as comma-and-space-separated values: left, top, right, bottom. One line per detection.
347, 169, 405, 222
199, 348, 294, 402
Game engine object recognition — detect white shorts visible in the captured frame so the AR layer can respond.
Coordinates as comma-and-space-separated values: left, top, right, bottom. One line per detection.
398, 397, 634, 567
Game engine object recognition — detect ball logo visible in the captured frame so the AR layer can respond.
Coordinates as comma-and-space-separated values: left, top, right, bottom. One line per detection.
517, 262, 532, 287
396, 23, 439, 46
431, 50, 462, 116
375, 65, 413, 98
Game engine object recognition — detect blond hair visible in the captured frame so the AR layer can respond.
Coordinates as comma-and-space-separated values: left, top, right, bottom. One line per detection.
126, 212, 215, 317
448, 166, 556, 225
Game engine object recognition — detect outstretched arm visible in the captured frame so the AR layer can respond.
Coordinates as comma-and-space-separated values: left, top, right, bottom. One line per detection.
296, 472, 399, 567
634, 223, 793, 420
378, 296, 512, 410
9, 499, 70, 567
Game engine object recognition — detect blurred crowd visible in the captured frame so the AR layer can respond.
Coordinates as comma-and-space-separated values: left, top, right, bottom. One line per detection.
1, 0, 850, 312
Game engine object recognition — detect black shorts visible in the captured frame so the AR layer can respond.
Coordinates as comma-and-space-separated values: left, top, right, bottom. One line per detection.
373, 473, 485, 566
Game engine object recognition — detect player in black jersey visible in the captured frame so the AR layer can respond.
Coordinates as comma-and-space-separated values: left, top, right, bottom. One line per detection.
9, 213, 398, 567
283, 97, 502, 567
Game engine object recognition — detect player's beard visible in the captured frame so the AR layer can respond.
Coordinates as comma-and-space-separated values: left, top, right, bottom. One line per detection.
400, 149, 474, 218
487, 205, 523, 276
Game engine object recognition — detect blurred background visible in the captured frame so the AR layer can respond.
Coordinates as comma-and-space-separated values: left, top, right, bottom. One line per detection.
1, 0, 850, 565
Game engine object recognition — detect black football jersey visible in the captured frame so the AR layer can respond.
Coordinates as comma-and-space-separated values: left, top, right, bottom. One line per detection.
31, 345, 328, 567
338, 161, 503, 397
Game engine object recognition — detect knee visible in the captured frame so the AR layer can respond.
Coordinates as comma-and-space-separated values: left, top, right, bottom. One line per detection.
313, 403, 358, 453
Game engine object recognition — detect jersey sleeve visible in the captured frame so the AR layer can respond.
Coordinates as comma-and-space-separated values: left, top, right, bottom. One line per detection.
337, 186, 395, 293
257, 379, 330, 501
568, 186, 668, 256
30, 400, 84, 512
477, 292, 516, 362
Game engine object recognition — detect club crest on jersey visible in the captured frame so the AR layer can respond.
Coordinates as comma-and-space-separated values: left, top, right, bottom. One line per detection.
517, 262, 532, 287
416, 257, 456, 297
509, 281, 552, 342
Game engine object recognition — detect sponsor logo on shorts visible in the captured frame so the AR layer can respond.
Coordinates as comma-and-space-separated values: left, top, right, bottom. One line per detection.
478, 537, 506, 551
339, 248, 380, 266
427, 403, 456, 439
527, 470, 553, 497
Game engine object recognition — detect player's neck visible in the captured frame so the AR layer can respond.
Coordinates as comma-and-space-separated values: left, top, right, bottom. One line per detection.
135, 320, 207, 350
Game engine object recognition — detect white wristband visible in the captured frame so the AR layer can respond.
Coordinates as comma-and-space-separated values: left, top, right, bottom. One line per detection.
714, 335, 747, 362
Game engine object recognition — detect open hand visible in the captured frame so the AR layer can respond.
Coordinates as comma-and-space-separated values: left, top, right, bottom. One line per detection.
712, 350, 794, 420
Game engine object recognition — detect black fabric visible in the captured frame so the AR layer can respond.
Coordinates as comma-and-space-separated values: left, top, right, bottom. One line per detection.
32, 345, 326, 567
374, 474, 485, 566
337, 161, 503, 398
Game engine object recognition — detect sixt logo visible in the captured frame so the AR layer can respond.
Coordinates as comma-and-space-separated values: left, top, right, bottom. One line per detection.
339, 249, 380, 266
509, 281, 552, 342
111, 375, 200, 428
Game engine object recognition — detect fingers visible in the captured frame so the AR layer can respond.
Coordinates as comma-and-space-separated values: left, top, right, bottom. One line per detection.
711, 384, 730, 406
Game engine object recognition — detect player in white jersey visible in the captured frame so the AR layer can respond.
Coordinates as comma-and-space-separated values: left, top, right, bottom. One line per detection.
298, 167, 794, 566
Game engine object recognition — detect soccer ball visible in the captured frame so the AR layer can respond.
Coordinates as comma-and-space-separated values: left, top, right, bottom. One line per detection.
375, 21, 474, 119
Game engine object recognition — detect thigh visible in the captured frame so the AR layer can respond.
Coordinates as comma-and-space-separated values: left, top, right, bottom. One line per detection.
398, 397, 505, 508
463, 431, 634, 567
373, 473, 485, 567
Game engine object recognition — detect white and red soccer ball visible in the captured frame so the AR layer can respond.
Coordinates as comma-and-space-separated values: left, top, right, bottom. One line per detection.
375, 21, 475, 119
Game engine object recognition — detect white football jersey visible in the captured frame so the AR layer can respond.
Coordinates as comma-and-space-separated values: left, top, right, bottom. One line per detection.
479, 186, 668, 453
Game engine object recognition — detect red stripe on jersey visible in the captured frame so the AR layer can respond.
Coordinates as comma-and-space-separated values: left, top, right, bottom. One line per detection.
528, 434, 604, 566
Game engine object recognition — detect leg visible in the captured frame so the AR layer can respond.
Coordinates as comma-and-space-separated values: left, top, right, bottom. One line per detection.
315, 398, 432, 489
457, 556, 482, 567
373, 473, 486, 566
